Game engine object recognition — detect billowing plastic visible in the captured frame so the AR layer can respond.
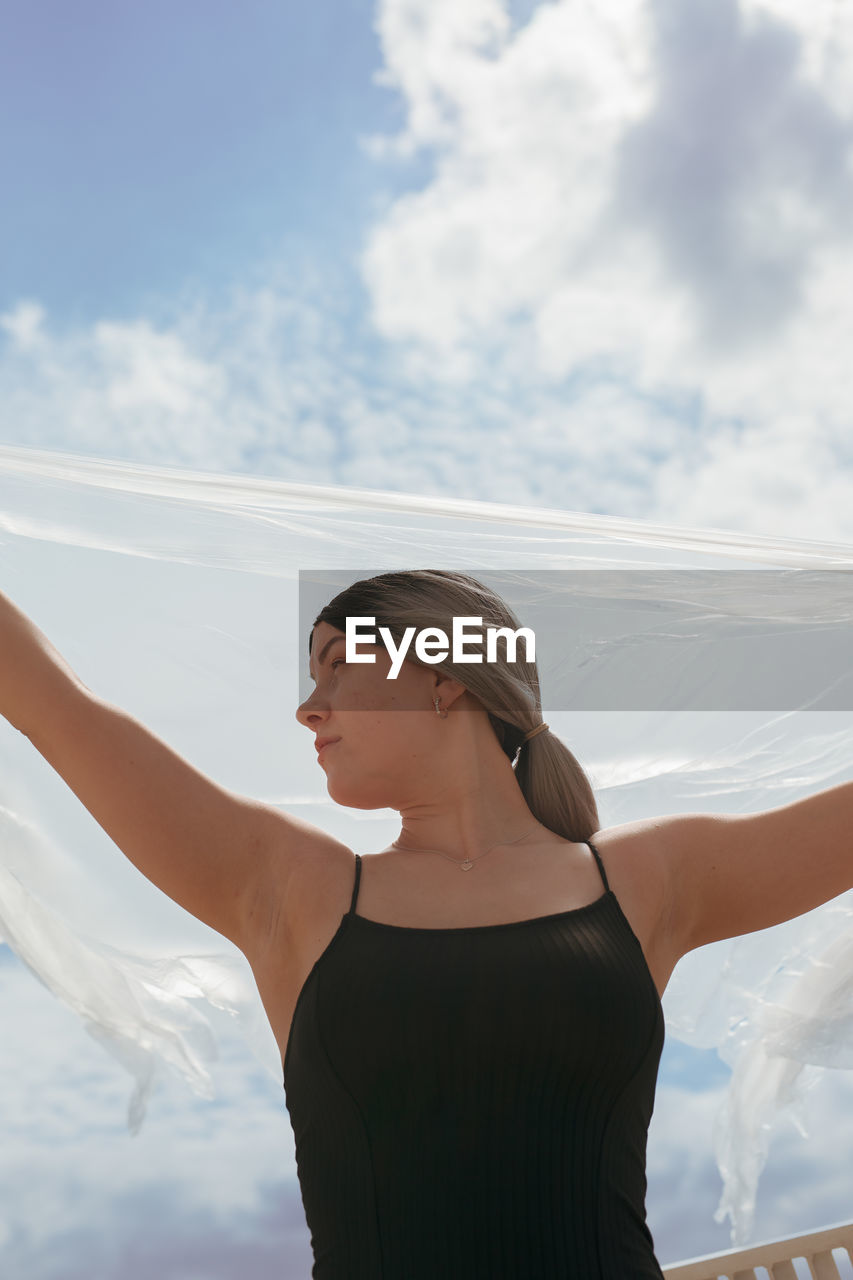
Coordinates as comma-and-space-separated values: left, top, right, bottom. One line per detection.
1, 442, 851, 1246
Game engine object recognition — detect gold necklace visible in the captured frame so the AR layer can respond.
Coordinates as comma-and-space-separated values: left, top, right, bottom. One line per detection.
390, 823, 542, 872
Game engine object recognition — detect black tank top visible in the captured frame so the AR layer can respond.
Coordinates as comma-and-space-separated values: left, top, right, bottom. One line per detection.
283, 841, 666, 1279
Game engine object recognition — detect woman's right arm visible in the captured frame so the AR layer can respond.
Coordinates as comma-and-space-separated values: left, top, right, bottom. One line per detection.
0, 587, 326, 958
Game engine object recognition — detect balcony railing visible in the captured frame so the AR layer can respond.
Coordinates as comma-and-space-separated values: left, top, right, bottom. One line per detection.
661, 1218, 853, 1280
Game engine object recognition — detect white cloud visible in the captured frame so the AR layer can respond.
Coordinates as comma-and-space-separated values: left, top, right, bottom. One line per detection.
0, 947, 312, 1278
739, 0, 853, 117
0, 266, 674, 518
3, 2, 853, 549
360, 0, 853, 543
0, 274, 344, 477
0, 300, 47, 350
363, 0, 853, 377
364, 0, 654, 349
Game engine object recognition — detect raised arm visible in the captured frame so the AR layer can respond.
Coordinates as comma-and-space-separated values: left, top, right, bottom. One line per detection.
0, 587, 315, 958
656, 786, 853, 958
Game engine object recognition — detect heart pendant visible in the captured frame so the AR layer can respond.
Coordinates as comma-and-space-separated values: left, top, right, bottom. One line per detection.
460, 858, 473, 871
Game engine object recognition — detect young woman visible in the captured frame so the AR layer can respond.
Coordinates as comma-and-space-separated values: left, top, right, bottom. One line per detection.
2, 568, 851, 1278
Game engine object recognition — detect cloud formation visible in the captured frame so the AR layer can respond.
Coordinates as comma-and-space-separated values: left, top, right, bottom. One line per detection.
361, 0, 853, 540
612, 0, 853, 351
3, 2, 853, 540
0, 948, 312, 1279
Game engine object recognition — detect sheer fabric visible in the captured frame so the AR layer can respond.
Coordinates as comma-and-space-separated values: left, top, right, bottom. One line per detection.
1, 442, 852, 1246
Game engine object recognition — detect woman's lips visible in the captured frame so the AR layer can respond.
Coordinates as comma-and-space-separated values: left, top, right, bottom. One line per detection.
317, 740, 340, 760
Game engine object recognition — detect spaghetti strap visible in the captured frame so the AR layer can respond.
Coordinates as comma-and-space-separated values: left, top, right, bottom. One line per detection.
586, 840, 610, 893
349, 852, 362, 914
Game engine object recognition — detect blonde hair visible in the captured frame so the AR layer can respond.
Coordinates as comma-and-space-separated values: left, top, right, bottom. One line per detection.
310, 570, 599, 842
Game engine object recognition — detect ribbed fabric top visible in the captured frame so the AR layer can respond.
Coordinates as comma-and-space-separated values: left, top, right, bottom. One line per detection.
283, 841, 666, 1279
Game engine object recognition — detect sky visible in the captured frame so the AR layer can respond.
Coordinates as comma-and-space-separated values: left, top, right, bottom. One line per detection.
2, 0, 853, 1276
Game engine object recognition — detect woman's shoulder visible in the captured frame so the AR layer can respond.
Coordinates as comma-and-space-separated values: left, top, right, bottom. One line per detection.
247, 812, 355, 959
588, 818, 675, 929
587, 818, 684, 997
588, 816, 664, 868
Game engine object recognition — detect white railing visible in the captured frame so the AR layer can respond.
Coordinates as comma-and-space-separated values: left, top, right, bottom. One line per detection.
661, 1219, 853, 1280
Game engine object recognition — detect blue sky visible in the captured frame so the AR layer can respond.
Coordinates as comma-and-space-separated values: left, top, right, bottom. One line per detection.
2, 0, 853, 1276
0, 0, 393, 323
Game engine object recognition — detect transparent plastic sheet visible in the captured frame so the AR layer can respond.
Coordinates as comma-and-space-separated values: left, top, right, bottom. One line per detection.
0, 443, 852, 1248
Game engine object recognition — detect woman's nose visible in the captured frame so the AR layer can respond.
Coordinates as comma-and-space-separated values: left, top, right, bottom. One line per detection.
295, 692, 328, 728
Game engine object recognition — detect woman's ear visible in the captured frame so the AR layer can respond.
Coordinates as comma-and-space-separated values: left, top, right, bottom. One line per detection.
432, 673, 471, 711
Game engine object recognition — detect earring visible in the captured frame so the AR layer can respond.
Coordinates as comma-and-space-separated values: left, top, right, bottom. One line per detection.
434, 696, 448, 719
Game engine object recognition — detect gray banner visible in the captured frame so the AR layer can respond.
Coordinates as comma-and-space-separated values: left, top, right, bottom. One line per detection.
298, 569, 853, 712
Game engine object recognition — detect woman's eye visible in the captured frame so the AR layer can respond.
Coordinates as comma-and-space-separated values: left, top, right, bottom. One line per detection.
331, 659, 344, 672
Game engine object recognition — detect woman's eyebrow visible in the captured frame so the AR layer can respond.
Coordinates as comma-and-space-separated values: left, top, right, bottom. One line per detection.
308, 635, 345, 682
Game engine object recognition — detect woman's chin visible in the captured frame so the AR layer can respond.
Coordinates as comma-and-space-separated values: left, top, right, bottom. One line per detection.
325, 776, 392, 812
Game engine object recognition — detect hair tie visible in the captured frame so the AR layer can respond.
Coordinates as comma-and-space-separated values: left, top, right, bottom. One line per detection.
523, 722, 549, 743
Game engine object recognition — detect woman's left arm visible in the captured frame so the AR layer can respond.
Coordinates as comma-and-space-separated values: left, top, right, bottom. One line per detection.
656, 781, 853, 957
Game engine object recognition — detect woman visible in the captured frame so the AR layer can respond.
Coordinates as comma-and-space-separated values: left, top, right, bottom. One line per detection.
1, 567, 851, 1278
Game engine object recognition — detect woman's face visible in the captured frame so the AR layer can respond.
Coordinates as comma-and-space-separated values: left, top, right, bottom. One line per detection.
295, 620, 463, 810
